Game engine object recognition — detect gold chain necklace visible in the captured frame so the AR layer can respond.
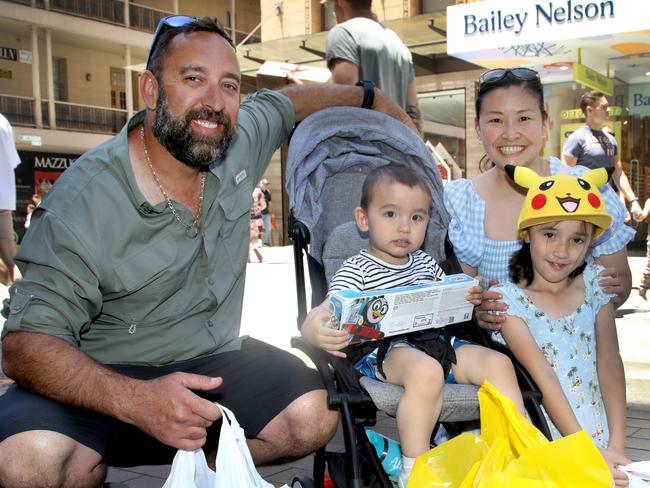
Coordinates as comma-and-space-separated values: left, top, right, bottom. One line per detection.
141, 126, 206, 237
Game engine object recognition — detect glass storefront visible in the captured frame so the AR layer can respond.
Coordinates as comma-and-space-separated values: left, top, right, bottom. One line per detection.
544, 80, 650, 243
418, 88, 466, 181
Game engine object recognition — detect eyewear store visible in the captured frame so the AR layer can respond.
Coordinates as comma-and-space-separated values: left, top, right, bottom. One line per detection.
445, 0, 650, 242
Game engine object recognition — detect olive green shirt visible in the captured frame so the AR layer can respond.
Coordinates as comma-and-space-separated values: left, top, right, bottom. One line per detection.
2, 89, 295, 365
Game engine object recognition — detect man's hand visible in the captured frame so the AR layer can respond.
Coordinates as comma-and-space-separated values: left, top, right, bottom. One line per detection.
300, 300, 349, 358
599, 447, 631, 487
475, 279, 508, 331
127, 373, 223, 450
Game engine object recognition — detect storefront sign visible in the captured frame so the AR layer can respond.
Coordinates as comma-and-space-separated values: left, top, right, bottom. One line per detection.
18, 134, 42, 146
447, 0, 648, 55
629, 83, 650, 116
0, 46, 17, 61
19, 50, 32, 64
573, 63, 614, 96
560, 106, 622, 120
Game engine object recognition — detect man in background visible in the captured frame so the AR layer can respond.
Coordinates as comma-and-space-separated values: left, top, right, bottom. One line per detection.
259, 178, 273, 246
322, 0, 423, 133
0, 113, 20, 285
563, 90, 642, 221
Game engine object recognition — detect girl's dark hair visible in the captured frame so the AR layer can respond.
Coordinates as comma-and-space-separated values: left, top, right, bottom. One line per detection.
360, 163, 430, 210
475, 70, 548, 172
509, 241, 587, 286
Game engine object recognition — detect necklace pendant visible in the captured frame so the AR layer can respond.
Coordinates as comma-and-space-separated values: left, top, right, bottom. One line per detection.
186, 225, 199, 238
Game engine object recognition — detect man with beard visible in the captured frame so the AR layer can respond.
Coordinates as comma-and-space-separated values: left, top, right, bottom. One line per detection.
0, 16, 415, 485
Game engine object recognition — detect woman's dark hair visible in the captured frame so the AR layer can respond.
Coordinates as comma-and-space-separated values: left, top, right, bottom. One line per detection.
360, 163, 430, 210
475, 69, 548, 172
509, 241, 587, 286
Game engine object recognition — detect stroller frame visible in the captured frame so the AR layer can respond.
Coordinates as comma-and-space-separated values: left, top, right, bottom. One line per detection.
284, 107, 551, 488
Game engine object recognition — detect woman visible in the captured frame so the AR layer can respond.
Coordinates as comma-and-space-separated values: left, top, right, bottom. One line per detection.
443, 67, 634, 329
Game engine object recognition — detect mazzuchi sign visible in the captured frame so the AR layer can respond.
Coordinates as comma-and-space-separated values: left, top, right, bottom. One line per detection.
447, 0, 648, 55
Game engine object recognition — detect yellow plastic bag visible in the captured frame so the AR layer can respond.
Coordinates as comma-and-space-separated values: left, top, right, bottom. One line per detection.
408, 382, 612, 487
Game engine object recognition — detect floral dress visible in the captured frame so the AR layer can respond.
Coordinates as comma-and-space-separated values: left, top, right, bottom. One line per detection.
491, 263, 614, 448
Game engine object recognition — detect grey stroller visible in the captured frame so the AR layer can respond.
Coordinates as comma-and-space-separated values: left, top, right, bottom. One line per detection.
285, 107, 550, 488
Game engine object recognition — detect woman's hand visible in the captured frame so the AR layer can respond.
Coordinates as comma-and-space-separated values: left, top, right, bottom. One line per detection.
598, 267, 623, 307
300, 299, 350, 358
475, 278, 508, 331
599, 447, 631, 487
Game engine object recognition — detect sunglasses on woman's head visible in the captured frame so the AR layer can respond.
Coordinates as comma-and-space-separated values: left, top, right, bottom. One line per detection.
145, 15, 199, 71
479, 68, 540, 86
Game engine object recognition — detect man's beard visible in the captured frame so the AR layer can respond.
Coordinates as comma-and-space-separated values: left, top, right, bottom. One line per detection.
153, 87, 234, 170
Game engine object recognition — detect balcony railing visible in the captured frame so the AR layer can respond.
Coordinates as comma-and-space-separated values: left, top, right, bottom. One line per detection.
5, 0, 262, 40
1, 94, 127, 135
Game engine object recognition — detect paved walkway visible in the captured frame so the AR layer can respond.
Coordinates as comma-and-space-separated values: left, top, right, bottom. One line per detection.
1, 246, 649, 486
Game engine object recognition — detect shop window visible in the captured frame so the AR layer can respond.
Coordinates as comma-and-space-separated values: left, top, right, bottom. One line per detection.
418, 88, 466, 182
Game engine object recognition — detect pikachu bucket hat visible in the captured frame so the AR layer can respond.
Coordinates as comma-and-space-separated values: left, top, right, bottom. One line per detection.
505, 164, 613, 239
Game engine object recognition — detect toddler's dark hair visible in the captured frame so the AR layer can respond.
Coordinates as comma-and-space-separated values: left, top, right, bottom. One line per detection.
360, 163, 431, 210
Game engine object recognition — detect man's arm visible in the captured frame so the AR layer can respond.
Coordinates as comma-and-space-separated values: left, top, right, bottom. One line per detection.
405, 80, 423, 135
563, 154, 578, 166
328, 59, 359, 85
613, 158, 643, 220
278, 83, 417, 133
2, 331, 222, 450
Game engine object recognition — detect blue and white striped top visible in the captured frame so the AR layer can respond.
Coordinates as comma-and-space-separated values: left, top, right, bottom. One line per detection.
443, 157, 635, 288
328, 249, 445, 292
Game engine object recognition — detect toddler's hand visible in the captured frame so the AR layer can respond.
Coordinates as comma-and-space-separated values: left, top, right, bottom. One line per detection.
598, 267, 623, 306
300, 300, 349, 358
599, 447, 631, 487
465, 277, 484, 306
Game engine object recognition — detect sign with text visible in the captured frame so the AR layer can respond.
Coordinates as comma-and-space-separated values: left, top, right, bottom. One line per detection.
573, 63, 614, 96
629, 83, 650, 116
0, 46, 17, 61
447, 0, 649, 56
560, 106, 622, 120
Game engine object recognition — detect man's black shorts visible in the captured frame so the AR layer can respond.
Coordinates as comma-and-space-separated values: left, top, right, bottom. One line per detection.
0, 337, 323, 467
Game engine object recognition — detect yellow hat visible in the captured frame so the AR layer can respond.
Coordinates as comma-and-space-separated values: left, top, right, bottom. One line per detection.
505, 164, 613, 239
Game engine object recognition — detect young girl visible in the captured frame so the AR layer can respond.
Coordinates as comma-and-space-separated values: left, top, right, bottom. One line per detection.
494, 164, 631, 487
443, 67, 634, 330
302, 164, 525, 488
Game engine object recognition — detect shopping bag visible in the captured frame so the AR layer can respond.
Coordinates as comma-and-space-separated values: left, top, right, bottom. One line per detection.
620, 461, 650, 487
408, 381, 612, 487
162, 404, 289, 488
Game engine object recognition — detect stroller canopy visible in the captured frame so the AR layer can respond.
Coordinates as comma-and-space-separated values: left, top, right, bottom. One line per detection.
286, 107, 450, 266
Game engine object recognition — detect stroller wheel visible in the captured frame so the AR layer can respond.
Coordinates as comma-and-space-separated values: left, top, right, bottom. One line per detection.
291, 474, 315, 488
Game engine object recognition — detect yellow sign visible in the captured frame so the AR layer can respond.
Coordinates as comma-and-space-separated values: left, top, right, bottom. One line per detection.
0, 68, 11, 80
560, 106, 622, 120
573, 63, 614, 96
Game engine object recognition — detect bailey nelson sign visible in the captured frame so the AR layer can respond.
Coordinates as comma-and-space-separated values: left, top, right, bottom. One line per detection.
447, 0, 649, 55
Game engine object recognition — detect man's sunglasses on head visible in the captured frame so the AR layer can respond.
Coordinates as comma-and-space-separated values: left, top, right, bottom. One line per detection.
479, 68, 540, 86
145, 15, 233, 71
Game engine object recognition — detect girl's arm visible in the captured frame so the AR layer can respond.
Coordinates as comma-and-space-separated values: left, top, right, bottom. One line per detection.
500, 314, 582, 436
595, 303, 627, 452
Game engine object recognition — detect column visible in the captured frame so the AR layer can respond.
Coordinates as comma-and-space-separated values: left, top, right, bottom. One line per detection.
45, 29, 56, 129
124, 45, 134, 119
124, 0, 130, 28
30, 26, 42, 128
172, 0, 179, 14
230, 0, 236, 42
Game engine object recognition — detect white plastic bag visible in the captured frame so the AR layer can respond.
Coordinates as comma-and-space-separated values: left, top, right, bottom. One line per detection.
162, 404, 289, 488
620, 461, 650, 487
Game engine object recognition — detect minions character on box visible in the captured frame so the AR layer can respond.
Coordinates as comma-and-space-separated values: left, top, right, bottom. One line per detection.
342, 295, 388, 341
505, 164, 613, 239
